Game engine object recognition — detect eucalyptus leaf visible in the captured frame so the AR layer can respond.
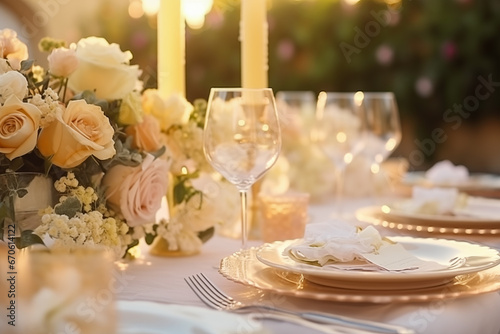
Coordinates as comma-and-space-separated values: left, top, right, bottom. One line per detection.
15, 230, 44, 249
20, 59, 35, 72
198, 227, 214, 244
16, 189, 28, 198
144, 233, 156, 245
54, 196, 82, 218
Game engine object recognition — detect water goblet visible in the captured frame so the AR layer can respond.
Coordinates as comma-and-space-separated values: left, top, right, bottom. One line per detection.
313, 91, 366, 217
358, 92, 402, 175
203, 88, 281, 249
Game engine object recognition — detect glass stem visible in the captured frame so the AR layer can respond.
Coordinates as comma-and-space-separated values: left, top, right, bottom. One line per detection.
239, 189, 249, 250
334, 165, 346, 218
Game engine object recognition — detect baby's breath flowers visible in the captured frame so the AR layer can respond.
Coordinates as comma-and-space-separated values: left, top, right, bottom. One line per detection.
34, 173, 130, 258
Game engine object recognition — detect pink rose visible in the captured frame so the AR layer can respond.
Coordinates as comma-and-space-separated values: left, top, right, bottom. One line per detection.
0, 95, 41, 159
47, 47, 79, 77
0, 29, 28, 70
125, 114, 163, 152
102, 154, 170, 226
37, 99, 116, 168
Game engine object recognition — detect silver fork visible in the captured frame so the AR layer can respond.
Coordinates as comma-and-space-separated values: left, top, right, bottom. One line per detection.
184, 273, 415, 334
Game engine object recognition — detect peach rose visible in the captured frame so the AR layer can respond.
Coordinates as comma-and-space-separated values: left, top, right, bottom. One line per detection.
142, 89, 192, 131
68, 37, 141, 100
0, 95, 41, 159
47, 47, 79, 77
0, 29, 28, 70
37, 99, 116, 168
102, 154, 170, 226
125, 114, 163, 152
0, 71, 28, 104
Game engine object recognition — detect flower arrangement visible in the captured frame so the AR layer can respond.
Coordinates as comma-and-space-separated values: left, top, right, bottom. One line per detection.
0, 28, 234, 258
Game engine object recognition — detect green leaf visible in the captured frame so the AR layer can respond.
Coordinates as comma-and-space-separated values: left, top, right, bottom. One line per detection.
197, 226, 214, 244
173, 182, 188, 205
15, 230, 44, 249
54, 196, 82, 218
16, 189, 28, 198
20, 59, 35, 72
144, 233, 156, 245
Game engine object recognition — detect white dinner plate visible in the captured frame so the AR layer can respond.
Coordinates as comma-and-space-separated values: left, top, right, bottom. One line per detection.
255, 237, 500, 290
402, 172, 500, 197
116, 300, 267, 334
220, 247, 500, 303
356, 205, 500, 234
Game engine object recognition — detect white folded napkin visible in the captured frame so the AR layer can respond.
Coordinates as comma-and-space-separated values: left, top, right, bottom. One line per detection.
424, 160, 469, 184
390, 186, 500, 219
392, 186, 462, 215
285, 221, 446, 272
117, 300, 269, 334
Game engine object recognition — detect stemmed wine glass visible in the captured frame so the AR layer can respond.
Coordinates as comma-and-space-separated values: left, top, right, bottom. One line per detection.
358, 92, 402, 176
313, 92, 366, 217
203, 88, 281, 249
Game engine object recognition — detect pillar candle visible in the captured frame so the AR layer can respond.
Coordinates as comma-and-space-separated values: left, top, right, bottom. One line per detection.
158, 0, 186, 98
240, 0, 268, 88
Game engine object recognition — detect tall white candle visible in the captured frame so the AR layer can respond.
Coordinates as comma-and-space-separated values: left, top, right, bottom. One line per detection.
158, 0, 186, 98
240, 0, 268, 88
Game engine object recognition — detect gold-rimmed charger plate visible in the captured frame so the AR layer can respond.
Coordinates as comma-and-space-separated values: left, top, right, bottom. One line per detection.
356, 206, 500, 235
219, 247, 500, 304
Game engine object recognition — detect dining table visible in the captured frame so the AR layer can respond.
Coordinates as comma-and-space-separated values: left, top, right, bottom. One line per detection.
116, 195, 500, 334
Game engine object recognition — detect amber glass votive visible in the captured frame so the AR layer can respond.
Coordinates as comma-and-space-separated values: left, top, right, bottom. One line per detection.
259, 192, 310, 243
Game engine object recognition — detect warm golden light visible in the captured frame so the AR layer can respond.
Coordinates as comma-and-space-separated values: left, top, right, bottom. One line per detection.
182, 0, 214, 29
142, 0, 160, 16
262, 124, 269, 131
344, 0, 361, 4
385, 138, 398, 151
128, 0, 144, 18
238, 119, 246, 127
354, 91, 364, 106
371, 163, 380, 174
336, 132, 347, 143
344, 153, 353, 164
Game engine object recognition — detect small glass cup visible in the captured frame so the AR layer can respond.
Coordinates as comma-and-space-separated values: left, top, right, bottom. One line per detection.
258, 192, 310, 243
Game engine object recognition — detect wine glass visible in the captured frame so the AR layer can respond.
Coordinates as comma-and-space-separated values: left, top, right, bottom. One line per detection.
358, 92, 402, 176
312, 92, 366, 217
203, 88, 281, 249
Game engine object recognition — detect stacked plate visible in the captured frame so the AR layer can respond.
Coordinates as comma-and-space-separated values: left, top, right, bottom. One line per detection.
219, 237, 500, 303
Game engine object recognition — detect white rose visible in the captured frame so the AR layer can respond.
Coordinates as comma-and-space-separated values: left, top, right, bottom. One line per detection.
142, 89, 192, 131
68, 37, 141, 100
0, 71, 28, 104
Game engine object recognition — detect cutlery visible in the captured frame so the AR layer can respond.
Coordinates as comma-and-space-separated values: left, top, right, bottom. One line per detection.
184, 273, 415, 334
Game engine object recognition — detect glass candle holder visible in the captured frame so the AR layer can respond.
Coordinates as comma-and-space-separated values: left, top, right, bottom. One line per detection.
17, 247, 117, 334
258, 192, 310, 243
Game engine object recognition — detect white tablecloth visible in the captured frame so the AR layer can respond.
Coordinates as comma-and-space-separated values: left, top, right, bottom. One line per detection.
117, 197, 500, 334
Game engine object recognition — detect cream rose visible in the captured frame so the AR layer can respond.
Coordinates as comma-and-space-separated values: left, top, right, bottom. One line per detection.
37, 99, 116, 168
125, 114, 163, 152
68, 37, 141, 100
118, 91, 143, 125
142, 89, 192, 131
0, 71, 28, 104
0, 29, 28, 70
0, 95, 41, 160
102, 154, 170, 226
47, 47, 79, 77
